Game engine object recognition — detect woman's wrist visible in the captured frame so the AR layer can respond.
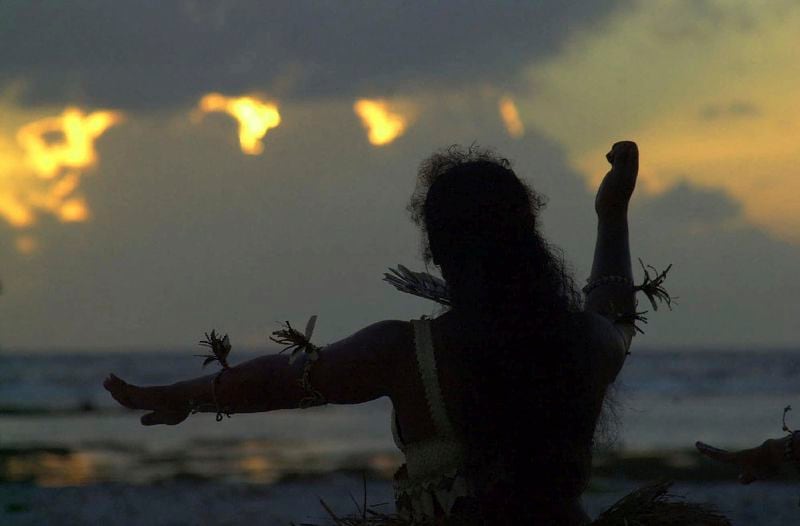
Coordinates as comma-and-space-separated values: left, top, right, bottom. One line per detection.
781, 432, 800, 469
761, 435, 800, 471
172, 377, 214, 412
763, 437, 789, 467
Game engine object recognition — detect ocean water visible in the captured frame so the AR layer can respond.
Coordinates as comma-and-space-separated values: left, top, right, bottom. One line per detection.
1, 348, 799, 486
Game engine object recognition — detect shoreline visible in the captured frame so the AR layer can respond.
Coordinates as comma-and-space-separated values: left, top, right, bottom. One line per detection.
2, 475, 799, 525
3, 444, 794, 487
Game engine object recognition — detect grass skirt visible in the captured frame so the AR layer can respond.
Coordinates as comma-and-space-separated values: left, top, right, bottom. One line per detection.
294, 481, 731, 526
591, 481, 731, 526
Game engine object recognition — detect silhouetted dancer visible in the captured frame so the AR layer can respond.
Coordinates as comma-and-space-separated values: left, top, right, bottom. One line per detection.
105, 142, 728, 525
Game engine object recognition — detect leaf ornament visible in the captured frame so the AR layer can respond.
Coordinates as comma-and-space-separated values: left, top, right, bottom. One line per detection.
270, 315, 326, 408
191, 329, 234, 421
270, 315, 321, 364
195, 330, 232, 369
610, 260, 675, 335
633, 259, 675, 312
383, 264, 451, 306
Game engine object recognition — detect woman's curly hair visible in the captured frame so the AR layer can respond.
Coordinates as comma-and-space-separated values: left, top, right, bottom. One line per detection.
408, 144, 581, 309
408, 145, 546, 264
407, 145, 608, 524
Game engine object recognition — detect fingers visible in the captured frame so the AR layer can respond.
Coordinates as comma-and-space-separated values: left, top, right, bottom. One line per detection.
141, 411, 188, 426
104, 373, 137, 409
695, 441, 742, 465
738, 472, 758, 485
697, 441, 769, 484
141, 412, 161, 426
606, 141, 638, 164
106, 373, 189, 426
104, 373, 155, 410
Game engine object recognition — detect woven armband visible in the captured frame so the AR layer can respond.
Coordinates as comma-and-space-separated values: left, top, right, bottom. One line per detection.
270, 315, 328, 409
785, 431, 800, 474
582, 275, 634, 295
193, 330, 234, 421
297, 352, 327, 408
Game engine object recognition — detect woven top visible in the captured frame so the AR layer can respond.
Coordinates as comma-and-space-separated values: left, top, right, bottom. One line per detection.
391, 318, 472, 522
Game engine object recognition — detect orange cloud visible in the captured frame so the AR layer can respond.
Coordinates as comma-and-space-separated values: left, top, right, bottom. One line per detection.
196, 93, 281, 155
17, 108, 122, 179
0, 107, 122, 238
498, 96, 524, 139
353, 99, 410, 146
14, 234, 37, 256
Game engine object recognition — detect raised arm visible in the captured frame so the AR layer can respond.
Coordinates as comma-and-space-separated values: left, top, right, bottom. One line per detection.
583, 141, 639, 381
104, 319, 410, 425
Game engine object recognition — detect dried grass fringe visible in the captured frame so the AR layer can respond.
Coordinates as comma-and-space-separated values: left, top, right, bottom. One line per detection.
293, 481, 730, 526
592, 481, 731, 526
290, 476, 407, 526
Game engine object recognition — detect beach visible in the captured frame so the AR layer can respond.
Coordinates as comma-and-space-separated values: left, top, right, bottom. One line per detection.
3, 475, 800, 525
2, 349, 800, 524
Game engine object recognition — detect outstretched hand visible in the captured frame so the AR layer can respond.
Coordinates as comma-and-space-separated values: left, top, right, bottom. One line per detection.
104, 373, 190, 426
595, 141, 639, 218
696, 439, 785, 484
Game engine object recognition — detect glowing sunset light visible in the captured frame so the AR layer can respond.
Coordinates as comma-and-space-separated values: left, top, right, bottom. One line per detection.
15, 235, 37, 256
498, 96, 525, 139
24, 171, 90, 222
0, 195, 34, 228
197, 93, 281, 155
0, 106, 121, 239
521, 1, 800, 243
353, 99, 409, 146
58, 197, 90, 222
17, 108, 123, 179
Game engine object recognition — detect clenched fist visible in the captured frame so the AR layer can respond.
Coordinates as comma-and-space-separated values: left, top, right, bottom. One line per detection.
595, 141, 638, 219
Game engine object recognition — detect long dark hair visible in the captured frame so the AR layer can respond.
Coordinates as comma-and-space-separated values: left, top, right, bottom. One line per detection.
409, 146, 605, 524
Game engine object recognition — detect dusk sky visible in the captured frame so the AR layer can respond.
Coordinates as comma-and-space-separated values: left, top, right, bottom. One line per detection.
1, 1, 798, 351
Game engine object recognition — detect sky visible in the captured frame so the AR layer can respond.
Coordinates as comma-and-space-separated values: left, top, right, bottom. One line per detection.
1, 0, 798, 351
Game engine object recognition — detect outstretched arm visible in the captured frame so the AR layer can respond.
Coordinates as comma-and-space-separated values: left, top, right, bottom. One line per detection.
696, 435, 797, 484
583, 141, 639, 381
105, 319, 409, 425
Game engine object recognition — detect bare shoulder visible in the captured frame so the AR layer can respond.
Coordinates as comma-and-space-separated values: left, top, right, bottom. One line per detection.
348, 319, 413, 350
310, 319, 414, 404
573, 311, 629, 385
324, 319, 414, 369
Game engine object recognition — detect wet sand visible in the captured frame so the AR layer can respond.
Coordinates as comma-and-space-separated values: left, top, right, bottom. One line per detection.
2, 475, 799, 525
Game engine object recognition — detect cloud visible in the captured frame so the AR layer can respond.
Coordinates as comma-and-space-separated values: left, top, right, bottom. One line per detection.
636, 181, 742, 225
698, 101, 760, 121
1, 1, 798, 351
649, 0, 757, 41
0, 1, 627, 109
628, 182, 800, 348
518, 0, 800, 243
2, 95, 799, 351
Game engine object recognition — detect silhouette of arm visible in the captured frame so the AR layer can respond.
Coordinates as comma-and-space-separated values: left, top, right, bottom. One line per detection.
697, 435, 797, 484
583, 142, 639, 376
104, 320, 409, 425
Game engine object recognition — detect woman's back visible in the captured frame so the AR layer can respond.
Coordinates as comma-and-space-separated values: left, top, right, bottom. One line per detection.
392, 312, 611, 444
390, 311, 618, 524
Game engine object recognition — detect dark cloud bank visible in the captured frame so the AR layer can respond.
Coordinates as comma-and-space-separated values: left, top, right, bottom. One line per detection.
0, 0, 626, 108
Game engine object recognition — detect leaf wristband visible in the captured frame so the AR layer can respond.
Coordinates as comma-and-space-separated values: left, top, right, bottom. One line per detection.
583, 260, 675, 335
581, 275, 633, 295
270, 315, 328, 409
783, 431, 800, 474
192, 330, 234, 421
